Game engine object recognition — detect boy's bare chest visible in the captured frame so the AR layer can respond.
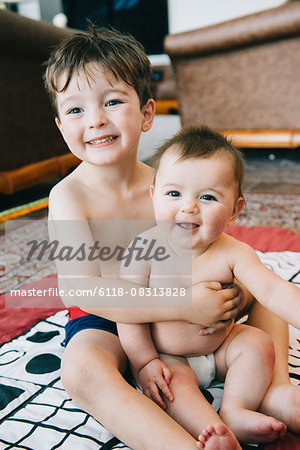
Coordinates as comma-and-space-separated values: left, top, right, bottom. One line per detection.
84, 190, 154, 221
86, 193, 155, 276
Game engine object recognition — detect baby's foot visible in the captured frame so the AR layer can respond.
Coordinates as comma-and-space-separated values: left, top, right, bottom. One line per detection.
220, 408, 287, 443
259, 383, 300, 433
197, 423, 241, 449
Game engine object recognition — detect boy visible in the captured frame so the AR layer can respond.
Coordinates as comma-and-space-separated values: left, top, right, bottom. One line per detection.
117, 126, 300, 447
44, 25, 299, 449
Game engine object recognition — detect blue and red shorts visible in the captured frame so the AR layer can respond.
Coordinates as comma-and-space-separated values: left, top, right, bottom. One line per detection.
64, 308, 118, 346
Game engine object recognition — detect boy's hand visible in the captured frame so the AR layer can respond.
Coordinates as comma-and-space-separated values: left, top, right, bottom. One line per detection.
187, 281, 243, 328
138, 358, 173, 409
198, 326, 219, 336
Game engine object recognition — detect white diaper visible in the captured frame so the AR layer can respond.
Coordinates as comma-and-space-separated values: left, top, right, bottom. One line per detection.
187, 353, 216, 389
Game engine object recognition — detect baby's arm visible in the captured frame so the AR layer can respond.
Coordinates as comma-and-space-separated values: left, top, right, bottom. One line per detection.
117, 322, 173, 408
231, 239, 300, 329
117, 255, 173, 408
117, 254, 157, 372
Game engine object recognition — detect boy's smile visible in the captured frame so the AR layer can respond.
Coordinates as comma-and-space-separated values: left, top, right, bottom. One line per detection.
55, 62, 154, 167
86, 135, 118, 147
151, 149, 244, 255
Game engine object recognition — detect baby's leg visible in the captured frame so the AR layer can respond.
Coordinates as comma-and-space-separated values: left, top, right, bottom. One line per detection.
61, 329, 198, 449
246, 300, 300, 433
160, 354, 241, 449
215, 324, 287, 443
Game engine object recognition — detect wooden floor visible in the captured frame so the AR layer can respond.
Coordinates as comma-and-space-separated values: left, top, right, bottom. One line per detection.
243, 148, 300, 194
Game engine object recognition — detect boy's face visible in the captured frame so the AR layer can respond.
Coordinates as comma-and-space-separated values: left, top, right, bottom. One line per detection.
55, 63, 155, 166
150, 148, 244, 252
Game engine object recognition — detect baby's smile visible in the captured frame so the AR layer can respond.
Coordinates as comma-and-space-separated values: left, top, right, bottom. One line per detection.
176, 222, 200, 232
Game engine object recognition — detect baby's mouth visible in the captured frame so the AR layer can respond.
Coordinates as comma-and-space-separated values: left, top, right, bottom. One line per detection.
176, 222, 200, 231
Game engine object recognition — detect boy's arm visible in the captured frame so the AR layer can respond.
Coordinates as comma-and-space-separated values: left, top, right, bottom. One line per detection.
231, 241, 300, 329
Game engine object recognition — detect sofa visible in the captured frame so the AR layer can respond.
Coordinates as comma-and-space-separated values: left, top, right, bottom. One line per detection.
164, 3, 300, 149
0, 9, 177, 195
0, 9, 79, 195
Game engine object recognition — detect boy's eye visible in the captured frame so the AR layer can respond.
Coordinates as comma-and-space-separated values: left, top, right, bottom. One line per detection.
68, 107, 83, 115
201, 194, 216, 201
167, 191, 181, 197
105, 99, 122, 107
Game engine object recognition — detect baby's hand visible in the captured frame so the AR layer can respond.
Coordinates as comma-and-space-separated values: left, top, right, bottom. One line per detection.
138, 358, 173, 409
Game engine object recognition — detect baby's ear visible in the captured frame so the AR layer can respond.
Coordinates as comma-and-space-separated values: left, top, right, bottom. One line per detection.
227, 197, 245, 226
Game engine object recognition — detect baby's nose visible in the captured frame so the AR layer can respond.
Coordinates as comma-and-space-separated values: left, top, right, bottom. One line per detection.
180, 199, 199, 214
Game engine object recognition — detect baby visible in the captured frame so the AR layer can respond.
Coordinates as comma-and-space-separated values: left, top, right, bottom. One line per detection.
117, 126, 299, 448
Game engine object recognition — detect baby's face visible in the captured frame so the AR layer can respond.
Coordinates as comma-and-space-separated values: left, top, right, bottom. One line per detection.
150, 149, 244, 253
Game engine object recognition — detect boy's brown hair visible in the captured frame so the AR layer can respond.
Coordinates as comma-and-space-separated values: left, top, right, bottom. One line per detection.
151, 126, 245, 198
44, 24, 152, 115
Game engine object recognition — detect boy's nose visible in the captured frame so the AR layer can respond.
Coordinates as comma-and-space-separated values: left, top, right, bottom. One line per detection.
89, 108, 108, 128
180, 200, 199, 214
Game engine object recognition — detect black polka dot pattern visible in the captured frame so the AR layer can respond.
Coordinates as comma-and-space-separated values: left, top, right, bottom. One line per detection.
27, 331, 60, 343
0, 384, 24, 410
25, 353, 61, 374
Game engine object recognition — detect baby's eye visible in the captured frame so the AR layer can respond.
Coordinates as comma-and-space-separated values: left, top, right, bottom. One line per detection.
68, 107, 83, 115
201, 194, 216, 201
167, 191, 181, 197
105, 99, 122, 107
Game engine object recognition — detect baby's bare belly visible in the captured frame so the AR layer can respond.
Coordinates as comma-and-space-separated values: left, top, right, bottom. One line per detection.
151, 321, 232, 357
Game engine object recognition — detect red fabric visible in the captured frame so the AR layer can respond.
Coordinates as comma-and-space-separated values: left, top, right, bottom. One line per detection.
0, 293, 61, 345
68, 307, 89, 320
225, 225, 300, 252
0, 276, 64, 345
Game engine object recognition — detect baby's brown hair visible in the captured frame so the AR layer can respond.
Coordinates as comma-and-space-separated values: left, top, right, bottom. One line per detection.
151, 126, 245, 198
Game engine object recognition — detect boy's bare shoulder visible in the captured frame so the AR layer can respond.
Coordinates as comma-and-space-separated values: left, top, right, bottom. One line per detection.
48, 170, 87, 220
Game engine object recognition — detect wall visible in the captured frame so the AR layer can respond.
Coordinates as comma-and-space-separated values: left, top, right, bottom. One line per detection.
13, 0, 62, 22
168, 0, 286, 34
17, 0, 40, 20
39, 0, 62, 23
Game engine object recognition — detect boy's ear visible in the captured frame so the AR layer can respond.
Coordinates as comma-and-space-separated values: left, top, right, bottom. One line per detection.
227, 197, 245, 226
141, 99, 156, 133
55, 117, 67, 143
55, 117, 62, 133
